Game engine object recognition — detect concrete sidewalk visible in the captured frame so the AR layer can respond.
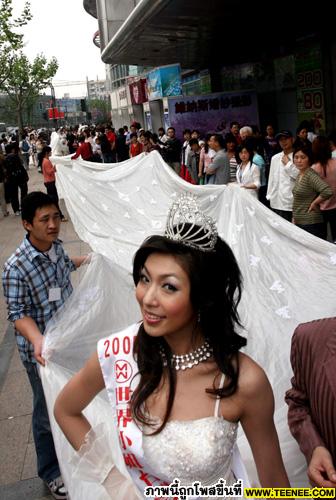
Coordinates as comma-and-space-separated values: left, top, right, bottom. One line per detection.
0, 164, 91, 499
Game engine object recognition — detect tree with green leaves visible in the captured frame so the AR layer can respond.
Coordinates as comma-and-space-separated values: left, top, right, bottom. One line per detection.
0, 0, 32, 85
88, 98, 111, 124
0, 52, 58, 133
0, 0, 59, 134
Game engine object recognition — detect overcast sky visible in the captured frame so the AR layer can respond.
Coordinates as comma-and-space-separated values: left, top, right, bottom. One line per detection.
13, 0, 106, 97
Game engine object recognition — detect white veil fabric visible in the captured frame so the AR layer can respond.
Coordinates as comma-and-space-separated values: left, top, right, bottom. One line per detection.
50, 132, 69, 157
41, 151, 336, 498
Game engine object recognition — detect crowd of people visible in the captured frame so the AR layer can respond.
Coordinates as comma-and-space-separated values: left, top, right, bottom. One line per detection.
1, 118, 336, 499
2, 118, 336, 242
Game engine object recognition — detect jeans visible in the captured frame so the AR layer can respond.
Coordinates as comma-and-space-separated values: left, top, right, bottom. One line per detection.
23, 361, 60, 482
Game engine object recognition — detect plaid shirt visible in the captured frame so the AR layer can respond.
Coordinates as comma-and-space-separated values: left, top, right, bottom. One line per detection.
2, 236, 76, 363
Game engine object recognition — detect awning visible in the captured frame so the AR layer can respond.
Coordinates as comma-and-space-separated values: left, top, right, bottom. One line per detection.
96, 0, 330, 69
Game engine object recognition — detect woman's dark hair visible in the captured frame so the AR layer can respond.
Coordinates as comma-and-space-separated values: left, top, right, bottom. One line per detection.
224, 132, 237, 149
41, 145, 51, 158
131, 232, 246, 434
235, 142, 254, 165
144, 131, 153, 140
312, 135, 331, 169
189, 138, 199, 147
203, 133, 212, 154
293, 143, 314, 166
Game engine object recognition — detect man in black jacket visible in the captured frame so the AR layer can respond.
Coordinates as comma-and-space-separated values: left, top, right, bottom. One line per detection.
5, 143, 28, 215
164, 127, 182, 174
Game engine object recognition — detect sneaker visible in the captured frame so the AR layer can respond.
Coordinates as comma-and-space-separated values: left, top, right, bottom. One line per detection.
46, 476, 68, 499
14, 211, 20, 216
3, 211, 9, 217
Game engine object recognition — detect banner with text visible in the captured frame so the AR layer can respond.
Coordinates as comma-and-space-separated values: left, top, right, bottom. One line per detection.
168, 90, 259, 139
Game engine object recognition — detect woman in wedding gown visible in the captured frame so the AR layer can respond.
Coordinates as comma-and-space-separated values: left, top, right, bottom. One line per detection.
54, 194, 289, 499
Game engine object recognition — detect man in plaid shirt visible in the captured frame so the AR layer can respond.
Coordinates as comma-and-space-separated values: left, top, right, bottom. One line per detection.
2, 191, 87, 499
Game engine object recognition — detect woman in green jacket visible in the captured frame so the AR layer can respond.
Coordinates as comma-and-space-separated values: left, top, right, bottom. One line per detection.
292, 144, 333, 239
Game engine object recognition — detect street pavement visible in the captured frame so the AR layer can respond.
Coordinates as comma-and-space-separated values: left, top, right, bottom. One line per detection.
0, 163, 91, 499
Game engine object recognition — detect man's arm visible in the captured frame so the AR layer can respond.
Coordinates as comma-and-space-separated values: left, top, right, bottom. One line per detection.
3, 266, 45, 365
206, 155, 218, 175
285, 328, 336, 486
15, 317, 45, 366
285, 330, 325, 461
206, 152, 222, 175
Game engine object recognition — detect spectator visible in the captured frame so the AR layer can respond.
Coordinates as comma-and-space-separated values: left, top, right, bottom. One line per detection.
224, 132, 238, 183
312, 136, 336, 242
164, 127, 182, 174
285, 318, 336, 487
2, 192, 87, 499
266, 130, 298, 222
116, 128, 129, 161
230, 121, 242, 144
235, 143, 261, 197
292, 143, 332, 239
0, 152, 9, 217
199, 133, 216, 184
41, 146, 67, 222
129, 133, 143, 158
186, 138, 201, 184
206, 134, 230, 185
239, 126, 253, 142
71, 135, 93, 161
4, 143, 28, 216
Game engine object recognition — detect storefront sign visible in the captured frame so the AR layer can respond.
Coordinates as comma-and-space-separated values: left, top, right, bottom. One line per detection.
295, 44, 325, 134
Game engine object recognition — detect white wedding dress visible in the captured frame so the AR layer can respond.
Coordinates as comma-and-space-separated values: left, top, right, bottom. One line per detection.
142, 375, 238, 499
39, 151, 336, 499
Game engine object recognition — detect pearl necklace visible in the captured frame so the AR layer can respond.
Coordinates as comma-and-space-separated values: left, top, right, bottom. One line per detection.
160, 340, 213, 371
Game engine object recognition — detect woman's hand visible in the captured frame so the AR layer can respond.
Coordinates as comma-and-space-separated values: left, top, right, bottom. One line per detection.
308, 201, 318, 212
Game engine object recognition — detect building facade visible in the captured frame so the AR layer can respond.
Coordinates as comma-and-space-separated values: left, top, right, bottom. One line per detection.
84, 0, 336, 137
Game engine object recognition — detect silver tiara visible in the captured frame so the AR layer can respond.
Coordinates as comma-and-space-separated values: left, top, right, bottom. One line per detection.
164, 193, 218, 252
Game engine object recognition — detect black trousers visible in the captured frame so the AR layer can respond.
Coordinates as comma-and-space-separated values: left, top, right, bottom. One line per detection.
296, 222, 327, 240
8, 181, 28, 213
322, 208, 336, 241
44, 182, 64, 219
271, 208, 292, 222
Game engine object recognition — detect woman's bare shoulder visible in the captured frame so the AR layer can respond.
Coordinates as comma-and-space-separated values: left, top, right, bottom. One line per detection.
236, 352, 272, 399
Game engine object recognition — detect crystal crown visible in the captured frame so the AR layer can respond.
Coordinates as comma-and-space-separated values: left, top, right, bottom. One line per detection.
164, 193, 218, 252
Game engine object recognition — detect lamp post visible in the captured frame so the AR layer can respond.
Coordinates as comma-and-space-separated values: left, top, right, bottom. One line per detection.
50, 83, 57, 127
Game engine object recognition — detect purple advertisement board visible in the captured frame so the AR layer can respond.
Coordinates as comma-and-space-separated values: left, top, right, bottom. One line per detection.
168, 90, 259, 139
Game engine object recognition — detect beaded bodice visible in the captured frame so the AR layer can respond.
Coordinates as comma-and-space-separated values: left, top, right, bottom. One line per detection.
142, 374, 237, 488
142, 415, 237, 486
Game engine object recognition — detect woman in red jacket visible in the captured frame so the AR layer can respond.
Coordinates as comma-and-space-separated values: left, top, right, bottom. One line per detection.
71, 135, 93, 161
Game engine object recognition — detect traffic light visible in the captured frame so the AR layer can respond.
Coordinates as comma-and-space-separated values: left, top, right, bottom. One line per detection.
80, 99, 86, 112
